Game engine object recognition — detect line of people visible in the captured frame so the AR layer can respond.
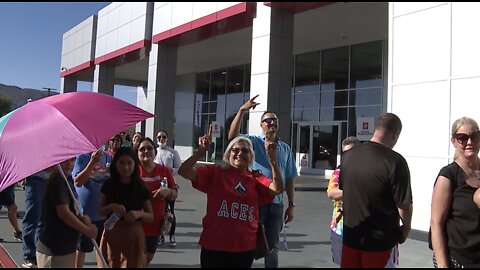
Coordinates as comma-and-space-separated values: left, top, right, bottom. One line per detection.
326, 114, 480, 268
11, 94, 480, 268
19, 130, 182, 268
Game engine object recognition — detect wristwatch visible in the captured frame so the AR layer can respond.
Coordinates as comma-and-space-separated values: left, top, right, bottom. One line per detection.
288, 202, 295, 208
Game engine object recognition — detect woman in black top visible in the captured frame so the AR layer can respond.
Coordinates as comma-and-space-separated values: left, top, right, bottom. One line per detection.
98, 147, 153, 268
430, 117, 480, 268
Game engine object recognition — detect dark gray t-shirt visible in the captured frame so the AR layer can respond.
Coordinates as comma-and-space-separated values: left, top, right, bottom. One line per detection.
38, 174, 80, 256
340, 141, 412, 251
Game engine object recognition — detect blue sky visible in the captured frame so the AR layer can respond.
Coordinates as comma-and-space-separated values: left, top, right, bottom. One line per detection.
0, 2, 136, 104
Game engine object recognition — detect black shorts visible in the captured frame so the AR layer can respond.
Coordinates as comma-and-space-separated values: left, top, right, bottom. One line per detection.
78, 220, 105, 252
145, 236, 160, 254
0, 185, 15, 207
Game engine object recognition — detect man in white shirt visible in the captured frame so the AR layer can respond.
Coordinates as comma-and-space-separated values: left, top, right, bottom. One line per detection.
154, 130, 181, 247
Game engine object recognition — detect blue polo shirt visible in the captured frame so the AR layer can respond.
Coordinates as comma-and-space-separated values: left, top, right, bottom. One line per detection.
242, 134, 298, 204
72, 152, 113, 221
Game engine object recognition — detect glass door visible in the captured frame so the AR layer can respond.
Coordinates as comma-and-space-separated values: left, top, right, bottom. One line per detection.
294, 122, 341, 175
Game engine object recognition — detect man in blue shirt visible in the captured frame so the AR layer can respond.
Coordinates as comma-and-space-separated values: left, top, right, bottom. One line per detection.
229, 95, 298, 268
72, 149, 112, 268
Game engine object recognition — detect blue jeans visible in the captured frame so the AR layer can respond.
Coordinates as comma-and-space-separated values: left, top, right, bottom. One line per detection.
259, 203, 283, 268
22, 175, 47, 260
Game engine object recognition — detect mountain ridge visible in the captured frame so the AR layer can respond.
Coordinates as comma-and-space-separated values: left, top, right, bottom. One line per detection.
0, 83, 58, 109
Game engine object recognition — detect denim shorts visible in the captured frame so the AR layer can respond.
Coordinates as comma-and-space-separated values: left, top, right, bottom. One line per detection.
0, 184, 15, 207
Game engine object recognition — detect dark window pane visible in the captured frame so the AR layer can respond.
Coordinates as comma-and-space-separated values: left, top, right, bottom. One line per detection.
319, 107, 334, 121
321, 46, 349, 91
195, 72, 210, 103
295, 52, 320, 86
294, 92, 320, 109
226, 65, 244, 94
351, 41, 383, 88
199, 102, 208, 114
320, 91, 334, 107
293, 109, 319, 121
294, 84, 319, 94
207, 101, 217, 114
226, 65, 245, 114
291, 123, 298, 156
245, 64, 251, 92
210, 69, 226, 102
320, 90, 348, 107
334, 108, 348, 121
349, 88, 382, 106
226, 92, 244, 114
341, 122, 348, 144
335, 91, 348, 106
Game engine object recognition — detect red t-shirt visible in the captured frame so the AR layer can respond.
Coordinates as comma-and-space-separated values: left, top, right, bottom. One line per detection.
139, 164, 177, 236
193, 165, 274, 252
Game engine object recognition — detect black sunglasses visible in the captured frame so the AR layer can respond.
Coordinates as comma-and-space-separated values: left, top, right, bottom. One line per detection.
261, 117, 278, 124
157, 135, 167, 139
231, 147, 251, 155
453, 131, 480, 144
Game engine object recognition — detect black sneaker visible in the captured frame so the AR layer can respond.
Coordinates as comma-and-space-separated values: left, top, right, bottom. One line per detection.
13, 231, 22, 242
21, 259, 37, 268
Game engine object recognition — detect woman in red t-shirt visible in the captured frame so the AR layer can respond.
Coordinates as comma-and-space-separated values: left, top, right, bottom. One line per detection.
137, 137, 178, 267
179, 125, 283, 268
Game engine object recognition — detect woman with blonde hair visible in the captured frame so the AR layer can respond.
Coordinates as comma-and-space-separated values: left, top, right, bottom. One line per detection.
430, 117, 480, 268
179, 126, 283, 268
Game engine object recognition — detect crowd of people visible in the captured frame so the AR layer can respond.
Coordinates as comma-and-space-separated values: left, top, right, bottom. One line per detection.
2, 95, 480, 268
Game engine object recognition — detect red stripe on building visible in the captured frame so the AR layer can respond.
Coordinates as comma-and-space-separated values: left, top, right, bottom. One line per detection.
60, 61, 94, 77
264, 2, 333, 14
94, 39, 150, 65
152, 2, 251, 44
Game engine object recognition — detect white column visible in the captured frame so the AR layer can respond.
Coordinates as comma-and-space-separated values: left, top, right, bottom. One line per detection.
249, 3, 294, 141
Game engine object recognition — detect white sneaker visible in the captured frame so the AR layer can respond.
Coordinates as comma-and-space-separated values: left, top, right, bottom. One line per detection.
169, 235, 176, 247
159, 235, 165, 245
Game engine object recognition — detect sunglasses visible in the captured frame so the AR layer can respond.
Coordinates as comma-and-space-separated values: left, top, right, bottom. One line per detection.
261, 117, 278, 124
157, 135, 167, 139
453, 131, 480, 144
138, 145, 154, 152
231, 147, 251, 155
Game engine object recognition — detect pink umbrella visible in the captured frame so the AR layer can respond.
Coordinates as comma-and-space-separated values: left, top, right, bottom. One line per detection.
0, 91, 154, 191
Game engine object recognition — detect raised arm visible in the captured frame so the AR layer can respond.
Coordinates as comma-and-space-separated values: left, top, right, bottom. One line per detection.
74, 150, 103, 187
228, 95, 260, 141
265, 139, 283, 195
179, 125, 212, 184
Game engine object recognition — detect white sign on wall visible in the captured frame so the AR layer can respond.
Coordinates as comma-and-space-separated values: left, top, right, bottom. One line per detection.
356, 117, 374, 141
211, 121, 221, 138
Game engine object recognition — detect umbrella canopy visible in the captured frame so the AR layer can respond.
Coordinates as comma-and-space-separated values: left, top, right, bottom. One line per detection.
0, 91, 154, 191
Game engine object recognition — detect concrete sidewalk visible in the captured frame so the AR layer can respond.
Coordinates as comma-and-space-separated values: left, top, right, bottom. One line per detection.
0, 175, 432, 268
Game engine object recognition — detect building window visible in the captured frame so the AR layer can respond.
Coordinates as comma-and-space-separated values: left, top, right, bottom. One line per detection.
194, 64, 250, 162
293, 40, 384, 140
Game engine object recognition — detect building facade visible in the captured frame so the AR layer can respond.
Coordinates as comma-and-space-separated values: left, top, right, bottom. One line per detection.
60, 2, 480, 234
